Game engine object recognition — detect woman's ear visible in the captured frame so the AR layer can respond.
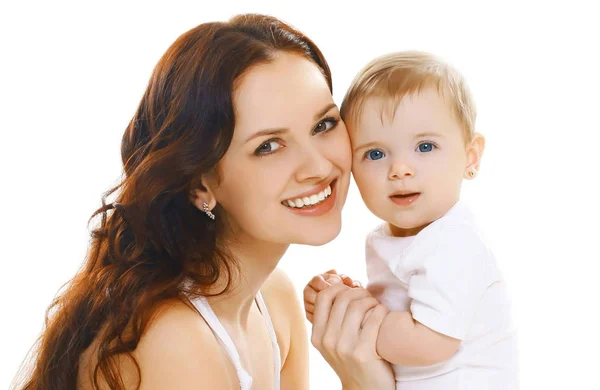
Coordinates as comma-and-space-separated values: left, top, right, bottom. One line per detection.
189, 175, 217, 213
464, 133, 485, 179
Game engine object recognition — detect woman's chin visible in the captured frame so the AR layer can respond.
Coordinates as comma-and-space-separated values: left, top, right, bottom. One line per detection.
293, 223, 342, 247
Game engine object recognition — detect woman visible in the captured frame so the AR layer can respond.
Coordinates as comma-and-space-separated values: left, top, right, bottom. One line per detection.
16, 13, 394, 390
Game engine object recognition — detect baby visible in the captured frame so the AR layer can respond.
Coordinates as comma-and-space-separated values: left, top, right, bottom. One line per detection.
305, 52, 518, 389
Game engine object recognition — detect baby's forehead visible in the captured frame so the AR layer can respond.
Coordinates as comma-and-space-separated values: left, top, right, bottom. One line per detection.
351, 90, 450, 126
347, 91, 468, 143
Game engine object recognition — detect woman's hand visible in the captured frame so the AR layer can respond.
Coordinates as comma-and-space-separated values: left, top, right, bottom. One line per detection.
310, 283, 395, 390
304, 270, 361, 323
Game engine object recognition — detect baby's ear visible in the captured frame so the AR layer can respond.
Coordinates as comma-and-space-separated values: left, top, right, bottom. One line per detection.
464, 133, 485, 179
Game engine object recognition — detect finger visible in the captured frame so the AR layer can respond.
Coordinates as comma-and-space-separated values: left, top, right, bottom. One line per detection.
312, 283, 350, 327
324, 274, 343, 285
321, 288, 373, 344
304, 284, 318, 305
338, 274, 355, 287
340, 297, 379, 338
304, 301, 314, 314
334, 297, 380, 356
311, 275, 331, 291
358, 304, 389, 353
311, 283, 352, 346
305, 275, 329, 297
360, 306, 377, 329
323, 269, 353, 287
306, 312, 314, 323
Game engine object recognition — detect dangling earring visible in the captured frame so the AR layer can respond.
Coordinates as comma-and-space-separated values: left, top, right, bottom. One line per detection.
203, 202, 215, 220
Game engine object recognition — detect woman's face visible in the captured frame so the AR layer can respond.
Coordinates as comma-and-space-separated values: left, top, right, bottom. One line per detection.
208, 52, 351, 246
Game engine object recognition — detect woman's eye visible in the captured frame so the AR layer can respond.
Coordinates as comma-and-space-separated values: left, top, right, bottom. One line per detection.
365, 149, 385, 160
313, 118, 339, 134
417, 142, 436, 152
255, 140, 282, 155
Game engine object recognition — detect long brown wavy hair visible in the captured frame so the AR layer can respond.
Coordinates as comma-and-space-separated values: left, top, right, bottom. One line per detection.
16, 14, 332, 390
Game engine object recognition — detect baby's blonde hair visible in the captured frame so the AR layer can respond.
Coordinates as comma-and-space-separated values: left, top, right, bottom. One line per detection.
340, 51, 476, 143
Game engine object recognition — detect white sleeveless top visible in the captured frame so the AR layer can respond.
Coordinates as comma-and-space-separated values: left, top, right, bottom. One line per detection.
188, 292, 281, 390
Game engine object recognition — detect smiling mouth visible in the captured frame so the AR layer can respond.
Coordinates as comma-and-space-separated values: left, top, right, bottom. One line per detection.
282, 180, 335, 209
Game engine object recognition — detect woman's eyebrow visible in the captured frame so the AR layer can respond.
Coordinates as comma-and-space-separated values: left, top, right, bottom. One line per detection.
245, 128, 288, 143
314, 103, 337, 120
245, 103, 337, 144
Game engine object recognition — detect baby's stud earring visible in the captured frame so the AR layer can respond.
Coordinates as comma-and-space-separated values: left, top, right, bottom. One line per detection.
469, 170, 476, 178
203, 202, 215, 220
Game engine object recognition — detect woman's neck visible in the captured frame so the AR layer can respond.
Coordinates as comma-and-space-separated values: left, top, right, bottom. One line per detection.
205, 234, 289, 328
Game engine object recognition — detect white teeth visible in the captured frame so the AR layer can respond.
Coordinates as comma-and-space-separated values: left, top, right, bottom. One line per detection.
283, 185, 332, 209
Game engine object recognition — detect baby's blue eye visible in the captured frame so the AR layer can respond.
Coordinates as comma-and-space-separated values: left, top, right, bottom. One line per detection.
417, 143, 436, 152
366, 149, 385, 160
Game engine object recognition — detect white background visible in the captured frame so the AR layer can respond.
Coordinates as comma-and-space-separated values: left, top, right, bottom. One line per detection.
1, 0, 599, 388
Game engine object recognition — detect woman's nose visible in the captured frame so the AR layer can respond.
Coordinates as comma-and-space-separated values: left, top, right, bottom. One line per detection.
295, 144, 333, 182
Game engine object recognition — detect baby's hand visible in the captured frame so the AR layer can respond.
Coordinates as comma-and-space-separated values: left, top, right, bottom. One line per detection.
303, 269, 362, 323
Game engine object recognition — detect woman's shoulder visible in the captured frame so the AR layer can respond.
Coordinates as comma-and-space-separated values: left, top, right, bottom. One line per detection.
135, 297, 215, 348
79, 298, 237, 389
132, 298, 237, 388
131, 298, 235, 388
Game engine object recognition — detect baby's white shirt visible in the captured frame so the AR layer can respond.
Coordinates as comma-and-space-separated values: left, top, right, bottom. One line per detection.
366, 200, 518, 389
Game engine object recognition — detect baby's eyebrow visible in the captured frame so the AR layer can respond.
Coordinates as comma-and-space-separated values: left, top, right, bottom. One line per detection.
414, 131, 443, 138
353, 141, 379, 153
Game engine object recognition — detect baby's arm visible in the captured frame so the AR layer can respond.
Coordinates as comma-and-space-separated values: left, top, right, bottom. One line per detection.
376, 224, 490, 366
306, 275, 460, 365
376, 311, 460, 366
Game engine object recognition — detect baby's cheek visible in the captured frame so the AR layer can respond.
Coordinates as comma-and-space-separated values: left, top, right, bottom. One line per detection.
356, 167, 378, 188
351, 169, 368, 194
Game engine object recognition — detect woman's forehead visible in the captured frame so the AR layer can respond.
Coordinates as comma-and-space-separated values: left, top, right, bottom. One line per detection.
232, 52, 334, 139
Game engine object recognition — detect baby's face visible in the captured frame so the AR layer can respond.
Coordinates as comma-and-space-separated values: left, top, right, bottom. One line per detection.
349, 87, 473, 236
